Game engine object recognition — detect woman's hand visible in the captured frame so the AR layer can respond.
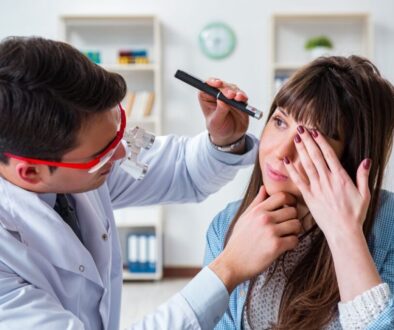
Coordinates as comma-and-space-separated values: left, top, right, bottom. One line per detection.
283, 127, 382, 302
210, 187, 301, 293
199, 78, 249, 147
283, 126, 371, 240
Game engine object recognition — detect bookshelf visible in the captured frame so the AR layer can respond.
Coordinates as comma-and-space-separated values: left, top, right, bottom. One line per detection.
60, 15, 163, 280
270, 13, 373, 97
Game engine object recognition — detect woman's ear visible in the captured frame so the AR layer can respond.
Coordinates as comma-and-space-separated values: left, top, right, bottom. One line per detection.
15, 162, 44, 184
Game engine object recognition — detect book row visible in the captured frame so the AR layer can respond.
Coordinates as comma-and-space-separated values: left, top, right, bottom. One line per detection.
127, 233, 157, 273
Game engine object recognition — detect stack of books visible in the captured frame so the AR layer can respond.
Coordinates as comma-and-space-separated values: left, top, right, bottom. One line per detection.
118, 50, 149, 64
127, 233, 157, 273
123, 91, 155, 119
82, 50, 101, 64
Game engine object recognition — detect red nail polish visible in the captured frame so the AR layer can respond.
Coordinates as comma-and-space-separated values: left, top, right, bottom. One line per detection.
363, 158, 371, 170
297, 126, 305, 134
294, 134, 301, 143
311, 129, 318, 138
284, 156, 290, 164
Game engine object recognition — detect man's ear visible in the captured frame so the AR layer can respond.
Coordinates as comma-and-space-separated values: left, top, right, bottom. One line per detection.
15, 163, 44, 184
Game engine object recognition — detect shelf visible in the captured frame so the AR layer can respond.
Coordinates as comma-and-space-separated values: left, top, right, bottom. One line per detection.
272, 13, 371, 65
273, 63, 303, 71
273, 13, 371, 20
270, 12, 372, 98
61, 15, 156, 26
122, 269, 162, 281
114, 206, 162, 228
60, 15, 163, 281
101, 63, 158, 72
127, 116, 160, 124
60, 15, 160, 67
131, 115, 159, 122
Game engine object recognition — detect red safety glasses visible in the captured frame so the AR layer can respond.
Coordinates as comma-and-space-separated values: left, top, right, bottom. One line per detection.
4, 104, 126, 173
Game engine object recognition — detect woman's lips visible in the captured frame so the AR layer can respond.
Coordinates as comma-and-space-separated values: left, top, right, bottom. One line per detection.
266, 164, 288, 182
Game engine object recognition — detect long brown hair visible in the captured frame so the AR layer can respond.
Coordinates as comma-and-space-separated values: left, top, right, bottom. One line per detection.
225, 56, 394, 329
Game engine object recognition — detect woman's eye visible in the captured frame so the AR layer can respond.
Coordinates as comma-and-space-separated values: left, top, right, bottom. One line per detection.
272, 116, 287, 128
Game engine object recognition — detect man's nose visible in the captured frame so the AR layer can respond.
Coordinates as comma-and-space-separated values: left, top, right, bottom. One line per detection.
110, 141, 127, 162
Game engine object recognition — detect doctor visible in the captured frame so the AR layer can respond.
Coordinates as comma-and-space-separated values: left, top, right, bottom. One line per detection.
0, 37, 298, 330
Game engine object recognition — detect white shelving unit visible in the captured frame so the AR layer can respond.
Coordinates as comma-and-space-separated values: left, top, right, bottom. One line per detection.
270, 13, 373, 97
60, 15, 163, 280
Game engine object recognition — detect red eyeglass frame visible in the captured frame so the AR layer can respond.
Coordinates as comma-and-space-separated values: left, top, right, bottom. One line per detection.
4, 104, 126, 171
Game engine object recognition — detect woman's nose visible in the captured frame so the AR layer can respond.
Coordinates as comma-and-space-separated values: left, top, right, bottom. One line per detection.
275, 134, 297, 162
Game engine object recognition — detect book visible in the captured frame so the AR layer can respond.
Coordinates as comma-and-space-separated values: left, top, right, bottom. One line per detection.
127, 234, 139, 272
127, 91, 155, 119
148, 234, 156, 273
127, 233, 156, 273
124, 92, 136, 118
143, 92, 155, 117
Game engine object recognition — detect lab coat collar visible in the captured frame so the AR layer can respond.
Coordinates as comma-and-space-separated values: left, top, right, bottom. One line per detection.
0, 177, 104, 286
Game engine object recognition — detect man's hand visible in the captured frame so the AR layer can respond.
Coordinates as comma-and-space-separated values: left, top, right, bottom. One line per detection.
209, 188, 301, 293
199, 78, 249, 147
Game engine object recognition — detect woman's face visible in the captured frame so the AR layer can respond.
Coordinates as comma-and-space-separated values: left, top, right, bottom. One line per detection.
259, 107, 345, 199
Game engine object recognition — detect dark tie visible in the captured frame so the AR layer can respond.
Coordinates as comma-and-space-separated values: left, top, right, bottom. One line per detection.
54, 194, 83, 243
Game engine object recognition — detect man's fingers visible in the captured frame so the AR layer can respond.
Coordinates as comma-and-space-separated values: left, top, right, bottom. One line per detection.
206, 78, 223, 88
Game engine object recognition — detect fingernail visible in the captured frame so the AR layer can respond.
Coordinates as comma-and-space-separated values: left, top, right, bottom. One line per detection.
311, 129, 318, 138
283, 156, 290, 164
363, 158, 371, 170
297, 126, 305, 134
294, 134, 301, 143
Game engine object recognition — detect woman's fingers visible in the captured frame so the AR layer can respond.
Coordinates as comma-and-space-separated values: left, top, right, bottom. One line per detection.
293, 128, 319, 183
295, 127, 331, 183
274, 219, 302, 237
248, 185, 268, 210
258, 191, 297, 211
309, 129, 343, 173
276, 235, 299, 253
283, 157, 310, 195
357, 158, 372, 201
269, 206, 298, 223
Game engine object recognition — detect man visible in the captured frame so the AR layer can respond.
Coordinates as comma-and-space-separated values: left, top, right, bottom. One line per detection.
0, 36, 284, 330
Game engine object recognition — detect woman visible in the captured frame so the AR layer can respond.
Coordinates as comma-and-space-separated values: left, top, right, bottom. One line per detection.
204, 56, 394, 329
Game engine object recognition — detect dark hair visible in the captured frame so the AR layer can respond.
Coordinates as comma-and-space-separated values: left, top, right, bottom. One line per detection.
0, 36, 127, 165
225, 56, 394, 329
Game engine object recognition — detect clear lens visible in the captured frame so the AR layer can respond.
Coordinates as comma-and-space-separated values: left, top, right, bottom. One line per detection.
123, 126, 155, 150
119, 126, 156, 180
87, 141, 123, 174
120, 158, 148, 180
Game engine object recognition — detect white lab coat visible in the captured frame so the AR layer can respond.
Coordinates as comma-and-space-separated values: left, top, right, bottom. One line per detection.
0, 133, 257, 330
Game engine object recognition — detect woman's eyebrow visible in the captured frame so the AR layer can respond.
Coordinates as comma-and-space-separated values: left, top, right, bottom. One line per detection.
278, 108, 288, 117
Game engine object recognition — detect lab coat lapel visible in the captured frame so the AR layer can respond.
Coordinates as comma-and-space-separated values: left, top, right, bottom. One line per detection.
73, 190, 112, 286
0, 178, 103, 286
73, 190, 114, 328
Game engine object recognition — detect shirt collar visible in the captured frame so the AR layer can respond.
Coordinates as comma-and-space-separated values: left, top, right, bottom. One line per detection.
38, 192, 57, 208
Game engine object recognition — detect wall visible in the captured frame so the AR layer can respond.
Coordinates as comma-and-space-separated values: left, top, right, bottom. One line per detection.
1, 0, 393, 266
